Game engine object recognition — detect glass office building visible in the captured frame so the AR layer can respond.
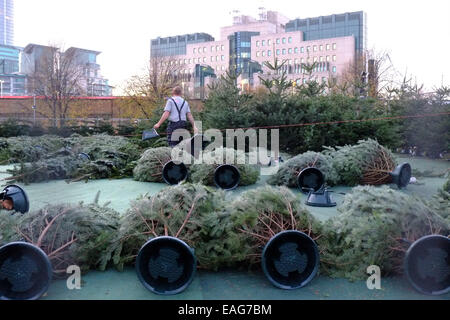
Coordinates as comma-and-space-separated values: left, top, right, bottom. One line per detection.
0, 0, 14, 46
0, 44, 25, 96
286, 11, 367, 53
228, 31, 262, 82
151, 33, 215, 57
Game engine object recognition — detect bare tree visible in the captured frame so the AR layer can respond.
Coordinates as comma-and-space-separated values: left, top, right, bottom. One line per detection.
26, 44, 86, 127
333, 49, 397, 98
122, 54, 185, 119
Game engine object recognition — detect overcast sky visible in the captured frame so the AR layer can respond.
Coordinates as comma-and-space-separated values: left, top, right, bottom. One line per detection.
15, 0, 450, 94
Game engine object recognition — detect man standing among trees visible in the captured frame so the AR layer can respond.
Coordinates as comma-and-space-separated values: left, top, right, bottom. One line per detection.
153, 86, 199, 147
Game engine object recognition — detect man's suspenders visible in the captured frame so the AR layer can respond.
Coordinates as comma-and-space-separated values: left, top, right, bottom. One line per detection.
170, 98, 186, 122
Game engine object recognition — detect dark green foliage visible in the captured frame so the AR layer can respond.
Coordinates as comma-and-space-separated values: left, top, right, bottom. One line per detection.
267, 151, 338, 187
229, 186, 322, 266
201, 71, 255, 130
429, 178, 450, 224
109, 184, 227, 271
0, 135, 65, 163
6, 134, 142, 183
0, 197, 120, 277
318, 186, 449, 281
324, 139, 396, 186
393, 83, 450, 158
0, 119, 33, 137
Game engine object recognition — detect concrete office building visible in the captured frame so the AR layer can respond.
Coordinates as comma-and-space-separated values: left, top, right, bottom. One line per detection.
21, 44, 112, 97
150, 9, 364, 96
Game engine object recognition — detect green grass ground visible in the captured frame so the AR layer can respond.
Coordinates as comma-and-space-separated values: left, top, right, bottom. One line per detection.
1, 154, 449, 300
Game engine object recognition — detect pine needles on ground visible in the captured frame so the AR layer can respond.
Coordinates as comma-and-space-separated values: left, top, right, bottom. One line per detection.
229, 186, 323, 266
324, 139, 396, 186
318, 186, 449, 281
267, 151, 338, 187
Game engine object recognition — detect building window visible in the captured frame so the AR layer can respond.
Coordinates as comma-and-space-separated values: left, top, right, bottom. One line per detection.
326, 56, 330, 62
256, 40, 260, 47
216, 56, 219, 61
320, 56, 324, 62
268, 39, 271, 45
221, 45, 224, 50
313, 45, 317, 52
203, 57, 206, 62
262, 40, 265, 46
326, 44, 330, 51
294, 47, 298, 53
288, 37, 292, 43
216, 45, 219, 51
211, 56, 214, 62
221, 66, 225, 70
268, 50, 272, 56
256, 51, 260, 57
203, 47, 206, 52
300, 47, 304, 53
332, 43, 337, 50
193, 48, 196, 54
332, 55, 336, 62
313, 57, 317, 62
262, 51, 266, 57
276, 49, 280, 55
307, 46, 310, 52
282, 49, 286, 55
322, 77, 326, 83
301, 58, 304, 63
320, 45, 323, 51
276, 38, 280, 44
332, 66, 337, 73
294, 58, 298, 64
288, 48, 292, 54
211, 46, 214, 52
221, 55, 224, 61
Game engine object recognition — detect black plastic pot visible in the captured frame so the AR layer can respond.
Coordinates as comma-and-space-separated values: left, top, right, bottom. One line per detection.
1, 185, 30, 214
135, 236, 196, 295
162, 161, 188, 185
297, 167, 325, 194
214, 164, 240, 190
390, 163, 412, 189
404, 235, 450, 295
0, 242, 53, 300
262, 231, 320, 290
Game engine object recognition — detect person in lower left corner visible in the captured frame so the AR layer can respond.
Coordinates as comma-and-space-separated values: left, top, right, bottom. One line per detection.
153, 86, 199, 147
0, 198, 14, 210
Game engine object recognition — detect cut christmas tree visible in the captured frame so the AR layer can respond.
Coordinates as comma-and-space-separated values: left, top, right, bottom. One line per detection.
318, 185, 449, 281
267, 151, 338, 188
324, 139, 397, 186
